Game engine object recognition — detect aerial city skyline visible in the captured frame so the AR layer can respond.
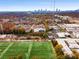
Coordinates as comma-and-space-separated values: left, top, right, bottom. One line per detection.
0, 0, 79, 11
0, 0, 79, 59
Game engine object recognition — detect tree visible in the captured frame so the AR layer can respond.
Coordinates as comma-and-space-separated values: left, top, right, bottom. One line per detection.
9, 56, 16, 59
16, 54, 23, 59
52, 40, 58, 47
30, 29, 33, 33
72, 49, 79, 59
60, 28, 65, 32
18, 29, 26, 34
3, 22, 15, 34
12, 28, 26, 34
43, 32, 48, 38
55, 44, 63, 55
57, 55, 65, 59
64, 55, 76, 59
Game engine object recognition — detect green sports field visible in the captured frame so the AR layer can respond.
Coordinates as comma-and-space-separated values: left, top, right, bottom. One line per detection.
0, 41, 57, 59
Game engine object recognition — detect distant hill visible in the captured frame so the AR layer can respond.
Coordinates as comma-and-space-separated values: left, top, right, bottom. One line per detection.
0, 11, 32, 17
0, 9, 79, 18
56, 10, 79, 18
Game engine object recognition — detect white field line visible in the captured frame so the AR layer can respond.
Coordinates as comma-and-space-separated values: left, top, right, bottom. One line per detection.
25, 42, 33, 59
0, 43, 14, 58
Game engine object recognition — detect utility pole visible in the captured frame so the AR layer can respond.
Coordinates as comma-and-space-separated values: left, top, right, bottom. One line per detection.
50, 0, 56, 11
51, 0, 56, 24
54, 0, 55, 12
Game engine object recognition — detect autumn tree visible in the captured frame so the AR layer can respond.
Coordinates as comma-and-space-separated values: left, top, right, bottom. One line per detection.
55, 44, 63, 55
72, 49, 79, 59
3, 22, 15, 34
55, 44, 64, 59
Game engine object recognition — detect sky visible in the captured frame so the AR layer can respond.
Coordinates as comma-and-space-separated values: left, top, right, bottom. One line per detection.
0, 0, 79, 11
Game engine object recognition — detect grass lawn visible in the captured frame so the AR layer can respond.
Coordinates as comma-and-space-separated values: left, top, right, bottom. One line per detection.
0, 41, 57, 59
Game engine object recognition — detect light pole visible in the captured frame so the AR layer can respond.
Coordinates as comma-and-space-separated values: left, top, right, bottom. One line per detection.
50, 0, 55, 11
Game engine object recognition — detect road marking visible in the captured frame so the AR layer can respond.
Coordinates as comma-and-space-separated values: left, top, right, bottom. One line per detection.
0, 43, 14, 58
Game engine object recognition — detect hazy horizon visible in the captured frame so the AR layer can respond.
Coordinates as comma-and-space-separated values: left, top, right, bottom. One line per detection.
0, 0, 79, 11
